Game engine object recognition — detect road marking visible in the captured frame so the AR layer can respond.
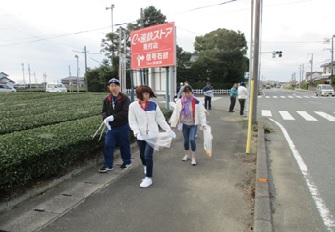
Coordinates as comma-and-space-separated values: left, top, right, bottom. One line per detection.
269, 119, 335, 231
279, 111, 295, 120
258, 96, 262, 98
265, 96, 270, 99
261, 110, 272, 117
280, 96, 286, 98
273, 96, 278, 98
304, 96, 310, 98
288, 96, 294, 98
296, 111, 317, 121
314, 111, 335, 121
296, 96, 303, 98
311, 96, 318, 98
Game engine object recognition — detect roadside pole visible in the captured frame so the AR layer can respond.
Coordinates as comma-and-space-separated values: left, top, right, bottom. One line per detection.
246, 0, 261, 154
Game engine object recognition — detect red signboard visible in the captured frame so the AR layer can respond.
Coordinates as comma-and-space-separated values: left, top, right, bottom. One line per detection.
130, 22, 176, 69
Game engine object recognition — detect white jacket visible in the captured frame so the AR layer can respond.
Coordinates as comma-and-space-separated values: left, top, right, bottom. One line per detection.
128, 101, 171, 138
169, 97, 207, 127
238, 86, 248, 99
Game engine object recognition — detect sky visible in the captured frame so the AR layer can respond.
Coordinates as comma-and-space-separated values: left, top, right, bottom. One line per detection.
0, 0, 334, 84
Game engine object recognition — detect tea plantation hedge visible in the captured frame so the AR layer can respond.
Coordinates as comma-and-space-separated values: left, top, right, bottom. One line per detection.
0, 92, 107, 197
0, 115, 104, 196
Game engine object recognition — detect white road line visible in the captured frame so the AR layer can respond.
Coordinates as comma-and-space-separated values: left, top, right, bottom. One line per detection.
261, 110, 272, 117
269, 119, 335, 231
296, 111, 318, 121
279, 111, 295, 120
304, 96, 310, 98
311, 96, 318, 98
273, 96, 278, 98
265, 96, 270, 99
288, 96, 294, 98
258, 96, 262, 98
314, 111, 335, 121
296, 96, 303, 98
280, 96, 286, 98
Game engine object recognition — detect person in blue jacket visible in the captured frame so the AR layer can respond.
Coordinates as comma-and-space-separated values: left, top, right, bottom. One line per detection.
229, 83, 238, 112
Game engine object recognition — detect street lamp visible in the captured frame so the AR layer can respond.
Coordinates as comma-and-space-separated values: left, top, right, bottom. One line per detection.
106, 4, 115, 34
75, 55, 79, 93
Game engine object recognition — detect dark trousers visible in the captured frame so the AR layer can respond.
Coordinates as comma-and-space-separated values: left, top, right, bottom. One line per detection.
137, 140, 154, 178
103, 123, 131, 168
229, 96, 236, 112
204, 96, 212, 110
238, 99, 246, 115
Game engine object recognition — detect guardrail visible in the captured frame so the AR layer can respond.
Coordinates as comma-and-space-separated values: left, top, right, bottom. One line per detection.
126, 89, 231, 95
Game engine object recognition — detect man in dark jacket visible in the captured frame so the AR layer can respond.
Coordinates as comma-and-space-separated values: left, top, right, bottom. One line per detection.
99, 78, 131, 173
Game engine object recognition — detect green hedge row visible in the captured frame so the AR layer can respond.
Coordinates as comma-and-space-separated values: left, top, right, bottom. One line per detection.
0, 93, 105, 134
0, 116, 105, 196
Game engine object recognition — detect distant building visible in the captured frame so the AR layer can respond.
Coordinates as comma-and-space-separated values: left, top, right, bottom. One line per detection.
305, 72, 322, 82
0, 72, 15, 88
320, 61, 335, 80
61, 76, 85, 87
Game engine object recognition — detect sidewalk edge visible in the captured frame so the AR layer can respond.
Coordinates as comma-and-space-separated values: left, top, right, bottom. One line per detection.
0, 143, 137, 214
253, 119, 273, 232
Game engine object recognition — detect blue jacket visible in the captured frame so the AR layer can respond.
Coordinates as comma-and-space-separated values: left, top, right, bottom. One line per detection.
230, 87, 238, 98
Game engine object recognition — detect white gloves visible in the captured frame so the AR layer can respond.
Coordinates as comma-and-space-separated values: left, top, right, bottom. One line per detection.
103, 115, 114, 130
167, 130, 176, 138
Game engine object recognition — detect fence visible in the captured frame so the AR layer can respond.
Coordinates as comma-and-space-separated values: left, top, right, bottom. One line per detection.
126, 89, 231, 95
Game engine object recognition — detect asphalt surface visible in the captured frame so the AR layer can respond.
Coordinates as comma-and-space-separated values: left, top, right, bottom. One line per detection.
1, 92, 332, 232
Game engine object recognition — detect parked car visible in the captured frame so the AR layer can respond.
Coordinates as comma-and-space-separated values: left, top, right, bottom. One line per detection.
45, 83, 67, 92
265, 85, 271, 89
315, 84, 334, 97
0, 83, 16, 92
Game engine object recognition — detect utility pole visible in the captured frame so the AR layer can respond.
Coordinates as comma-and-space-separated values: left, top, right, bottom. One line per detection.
310, 53, 313, 81
33, 72, 37, 87
28, 64, 31, 89
75, 55, 79, 93
246, 0, 254, 112
332, 35, 334, 78
68, 65, 71, 76
72, 46, 88, 91
84, 46, 88, 91
106, 4, 115, 33
251, 0, 261, 124
43, 72, 47, 87
21, 63, 25, 88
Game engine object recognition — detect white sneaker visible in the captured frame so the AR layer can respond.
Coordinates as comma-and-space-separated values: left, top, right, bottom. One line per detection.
181, 155, 190, 161
140, 177, 152, 188
191, 158, 196, 166
144, 166, 147, 175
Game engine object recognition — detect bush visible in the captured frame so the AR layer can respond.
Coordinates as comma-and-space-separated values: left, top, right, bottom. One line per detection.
0, 116, 104, 197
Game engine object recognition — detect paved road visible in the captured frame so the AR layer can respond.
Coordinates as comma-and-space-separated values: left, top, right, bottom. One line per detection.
258, 88, 335, 231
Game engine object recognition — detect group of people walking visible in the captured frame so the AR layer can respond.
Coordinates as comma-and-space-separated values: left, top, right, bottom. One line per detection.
100, 78, 207, 188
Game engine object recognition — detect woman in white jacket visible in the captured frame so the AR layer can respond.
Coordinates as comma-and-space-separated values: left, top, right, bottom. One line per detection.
170, 85, 207, 166
129, 85, 175, 188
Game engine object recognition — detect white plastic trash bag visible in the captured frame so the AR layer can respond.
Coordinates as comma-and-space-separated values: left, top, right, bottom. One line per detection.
203, 125, 213, 157
142, 132, 173, 151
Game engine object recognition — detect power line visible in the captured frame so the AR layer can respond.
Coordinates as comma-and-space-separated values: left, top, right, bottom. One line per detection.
0, 26, 110, 47
168, 0, 238, 15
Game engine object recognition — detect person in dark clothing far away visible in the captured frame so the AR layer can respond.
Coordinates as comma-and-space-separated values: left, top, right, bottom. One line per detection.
202, 82, 214, 110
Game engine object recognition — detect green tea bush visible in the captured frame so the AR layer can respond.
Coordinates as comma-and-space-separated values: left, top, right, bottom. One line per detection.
0, 116, 104, 196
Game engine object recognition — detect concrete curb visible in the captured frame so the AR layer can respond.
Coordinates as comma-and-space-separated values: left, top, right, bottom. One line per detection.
0, 143, 138, 213
253, 119, 273, 232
